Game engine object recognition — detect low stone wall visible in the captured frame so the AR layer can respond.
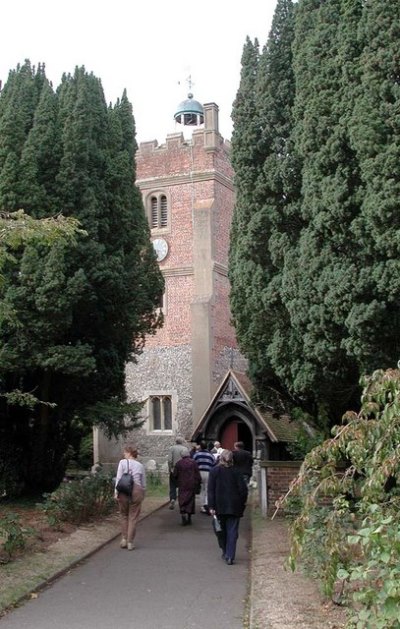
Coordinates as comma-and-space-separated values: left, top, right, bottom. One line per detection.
259, 461, 302, 517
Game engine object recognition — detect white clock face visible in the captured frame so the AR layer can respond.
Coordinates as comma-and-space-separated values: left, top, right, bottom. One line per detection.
152, 238, 168, 262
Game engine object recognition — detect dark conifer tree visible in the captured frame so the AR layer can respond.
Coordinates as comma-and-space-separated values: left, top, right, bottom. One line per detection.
280, 0, 364, 422
0, 61, 47, 209
251, 0, 301, 408
229, 38, 262, 383
230, 3, 301, 411
0, 64, 163, 492
19, 79, 62, 215
345, 1, 400, 371
230, 0, 399, 428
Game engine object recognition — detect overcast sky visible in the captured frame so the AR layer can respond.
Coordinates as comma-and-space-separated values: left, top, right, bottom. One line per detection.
1, 0, 276, 144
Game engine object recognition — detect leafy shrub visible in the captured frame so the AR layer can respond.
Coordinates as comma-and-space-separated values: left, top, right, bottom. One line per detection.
283, 368, 400, 626
340, 506, 400, 629
41, 472, 115, 527
0, 512, 34, 560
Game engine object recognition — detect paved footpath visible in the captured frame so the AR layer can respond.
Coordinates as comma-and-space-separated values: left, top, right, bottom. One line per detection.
0, 504, 250, 629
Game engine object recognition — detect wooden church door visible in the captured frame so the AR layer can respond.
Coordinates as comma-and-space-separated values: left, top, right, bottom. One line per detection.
220, 421, 238, 450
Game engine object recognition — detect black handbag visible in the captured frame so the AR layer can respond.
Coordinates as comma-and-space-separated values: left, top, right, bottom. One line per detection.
116, 460, 134, 496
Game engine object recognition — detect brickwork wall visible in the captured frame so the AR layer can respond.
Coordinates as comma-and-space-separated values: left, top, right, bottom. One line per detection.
136, 132, 224, 180
166, 183, 194, 267
261, 462, 302, 515
122, 345, 193, 465
98, 124, 245, 468
213, 178, 233, 265
145, 274, 193, 348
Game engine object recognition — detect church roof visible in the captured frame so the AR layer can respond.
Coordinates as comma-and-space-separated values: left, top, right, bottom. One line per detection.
193, 369, 299, 443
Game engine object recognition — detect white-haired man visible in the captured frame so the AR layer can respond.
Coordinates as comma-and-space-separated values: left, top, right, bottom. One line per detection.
167, 436, 187, 509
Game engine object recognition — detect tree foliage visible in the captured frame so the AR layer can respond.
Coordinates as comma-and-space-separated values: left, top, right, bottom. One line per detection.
0, 61, 164, 494
229, 0, 400, 425
283, 368, 400, 627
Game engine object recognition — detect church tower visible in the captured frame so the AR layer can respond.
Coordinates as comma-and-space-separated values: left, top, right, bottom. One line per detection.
94, 91, 246, 466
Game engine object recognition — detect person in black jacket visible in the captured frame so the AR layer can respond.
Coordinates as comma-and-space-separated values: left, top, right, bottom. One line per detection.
207, 449, 248, 565
232, 441, 253, 485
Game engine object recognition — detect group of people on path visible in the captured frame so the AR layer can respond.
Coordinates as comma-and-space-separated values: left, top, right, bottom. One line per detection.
167, 437, 252, 564
114, 438, 253, 565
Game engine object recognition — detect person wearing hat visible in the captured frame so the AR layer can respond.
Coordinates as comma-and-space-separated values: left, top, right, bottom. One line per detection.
172, 447, 201, 526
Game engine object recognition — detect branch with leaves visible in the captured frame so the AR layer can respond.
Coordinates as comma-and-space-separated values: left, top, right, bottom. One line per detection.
283, 369, 400, 627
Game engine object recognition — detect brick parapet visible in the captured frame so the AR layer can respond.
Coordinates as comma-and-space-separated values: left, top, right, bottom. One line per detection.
136, 132, 231, 182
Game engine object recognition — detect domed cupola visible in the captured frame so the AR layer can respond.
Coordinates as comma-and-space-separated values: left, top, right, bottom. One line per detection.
174, 91, 204, 128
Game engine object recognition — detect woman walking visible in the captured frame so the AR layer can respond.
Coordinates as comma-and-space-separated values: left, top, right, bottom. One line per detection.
115, 444, 146, 550
207, 449, 248, 565
173, 448, 201, 526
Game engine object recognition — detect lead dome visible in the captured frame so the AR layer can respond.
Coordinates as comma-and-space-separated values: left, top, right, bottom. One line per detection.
174, 92, 204, 127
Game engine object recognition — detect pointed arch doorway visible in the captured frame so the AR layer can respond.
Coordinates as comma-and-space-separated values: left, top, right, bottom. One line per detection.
219, 417, 253, 451
193, 370, 298, 462
192, 370, 286, 459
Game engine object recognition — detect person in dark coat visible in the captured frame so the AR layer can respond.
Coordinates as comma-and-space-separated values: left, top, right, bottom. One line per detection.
208, 449, 248, 565
232, 441, 253, 484
173, 448, 201, 526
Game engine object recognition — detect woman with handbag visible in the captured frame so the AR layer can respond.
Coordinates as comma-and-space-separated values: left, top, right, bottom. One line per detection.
114, 444, 146, 550
207, 449, 248, 565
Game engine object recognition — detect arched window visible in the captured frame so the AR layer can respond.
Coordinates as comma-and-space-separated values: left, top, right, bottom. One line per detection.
148, 193, 169, 230
148, 395, 173, 432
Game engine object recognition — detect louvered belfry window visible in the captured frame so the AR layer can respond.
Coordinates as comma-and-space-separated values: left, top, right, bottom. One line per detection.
150, 196, 158, 229
160, 195, 168, 227
148, 193, 169, 230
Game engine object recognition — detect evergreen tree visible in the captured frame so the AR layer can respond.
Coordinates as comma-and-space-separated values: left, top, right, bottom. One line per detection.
230, 0, 399, 428
230, 3, 301, 410
0, 61, 47, 209
279, 0, 364, 422
345, 0, 400, 371
19, 80, 62, 216
0, 64, 163, 493
251, 0, 302, 408
229, 38, 262, 386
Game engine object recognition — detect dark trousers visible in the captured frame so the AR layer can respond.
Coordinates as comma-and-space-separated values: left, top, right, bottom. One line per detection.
169, 472, 178, 501
218, 515, 240, 561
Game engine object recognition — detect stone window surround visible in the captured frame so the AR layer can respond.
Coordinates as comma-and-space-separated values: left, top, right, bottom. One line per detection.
145, 189, 171, 234
145, 390, 177, 435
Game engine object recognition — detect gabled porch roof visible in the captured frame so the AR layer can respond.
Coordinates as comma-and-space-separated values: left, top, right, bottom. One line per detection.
192, 370, 298, 443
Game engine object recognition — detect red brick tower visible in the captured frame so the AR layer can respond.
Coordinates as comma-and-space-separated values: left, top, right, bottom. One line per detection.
95, 95, 246, 466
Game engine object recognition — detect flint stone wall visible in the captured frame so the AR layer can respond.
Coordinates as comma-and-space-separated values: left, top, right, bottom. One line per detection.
213, 347, 248, 384
96, 345, 193, 469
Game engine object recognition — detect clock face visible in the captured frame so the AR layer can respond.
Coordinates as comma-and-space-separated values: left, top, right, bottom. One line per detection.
152, 238, 168, 262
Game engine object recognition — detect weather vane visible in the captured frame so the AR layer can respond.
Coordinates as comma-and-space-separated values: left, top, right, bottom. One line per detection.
186, 74, 194, 93
177, 69, 194, 96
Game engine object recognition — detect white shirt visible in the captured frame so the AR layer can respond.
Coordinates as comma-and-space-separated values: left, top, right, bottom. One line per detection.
115, 458, 146, 491
213, 447, 223, 460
